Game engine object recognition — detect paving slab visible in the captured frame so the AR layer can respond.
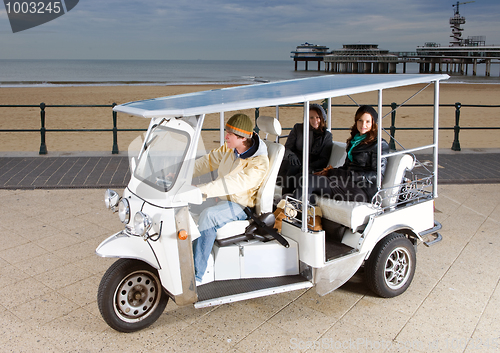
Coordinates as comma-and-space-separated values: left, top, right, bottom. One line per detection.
0, 184, 499, 352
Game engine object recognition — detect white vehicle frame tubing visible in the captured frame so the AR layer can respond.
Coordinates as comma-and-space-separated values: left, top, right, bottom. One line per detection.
299, 81, 441, 230
327, 97, 332, 132
377, 89, 383, 190
374, 81, 440, 197
433, 80, 440, 198
219, 112, 225, 146
301, 101, 310, 232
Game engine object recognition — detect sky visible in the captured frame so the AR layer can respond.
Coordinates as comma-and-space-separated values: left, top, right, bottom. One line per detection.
0, 0, 499, 60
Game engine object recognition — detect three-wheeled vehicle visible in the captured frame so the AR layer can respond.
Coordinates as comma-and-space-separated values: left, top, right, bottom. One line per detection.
97, 74, 447, 332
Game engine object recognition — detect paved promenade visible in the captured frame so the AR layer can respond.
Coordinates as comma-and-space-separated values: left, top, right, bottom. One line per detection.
1, 150, 499, 189
0, 150, 499, 352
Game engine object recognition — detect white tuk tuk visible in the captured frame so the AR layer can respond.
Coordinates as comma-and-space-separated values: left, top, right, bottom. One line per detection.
97, 74, 447, 332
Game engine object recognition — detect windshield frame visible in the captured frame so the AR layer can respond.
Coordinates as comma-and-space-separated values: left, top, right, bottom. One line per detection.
133, 123, 191, 192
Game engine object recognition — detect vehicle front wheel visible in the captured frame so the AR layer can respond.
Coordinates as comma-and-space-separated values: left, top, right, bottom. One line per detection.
364, 233, 416, 298
97, 259, 168, 332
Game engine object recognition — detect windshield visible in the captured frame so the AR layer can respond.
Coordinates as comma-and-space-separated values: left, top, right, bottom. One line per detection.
134, 124, 190, 191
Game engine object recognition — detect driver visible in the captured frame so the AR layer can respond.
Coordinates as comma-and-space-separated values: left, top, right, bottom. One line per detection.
192, 113, 269, 285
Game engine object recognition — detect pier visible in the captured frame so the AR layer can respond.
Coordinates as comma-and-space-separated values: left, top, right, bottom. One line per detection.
294, 43, 500, 76
410, 43, 500, 76
293, 2, 500, 77
410, 1, 499, 76
291, 42, 329, 71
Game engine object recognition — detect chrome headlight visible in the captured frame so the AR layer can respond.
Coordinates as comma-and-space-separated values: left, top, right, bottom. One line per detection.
104, 189, 119, 209
118, 198, 130, 224
134, 211, 152, 236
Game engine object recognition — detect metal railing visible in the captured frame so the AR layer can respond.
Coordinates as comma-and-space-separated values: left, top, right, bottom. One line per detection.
272, 101, 500, 152
0, 103, 144, 155
0, 102, 499, 154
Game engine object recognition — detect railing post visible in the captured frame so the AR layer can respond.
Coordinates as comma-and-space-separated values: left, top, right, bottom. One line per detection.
39, 102, 47, 155
112, 103, 119, 154
389, 102, 397, 150
321, 98, 329, 115
254, 107, 260, 133
452, 102, 461, 151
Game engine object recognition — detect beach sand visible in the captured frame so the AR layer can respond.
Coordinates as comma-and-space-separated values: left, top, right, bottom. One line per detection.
0, 83, 498, 153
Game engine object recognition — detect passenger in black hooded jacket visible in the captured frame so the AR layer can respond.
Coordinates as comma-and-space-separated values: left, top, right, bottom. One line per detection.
293, 105, 389, 204
281, 103, 333, 195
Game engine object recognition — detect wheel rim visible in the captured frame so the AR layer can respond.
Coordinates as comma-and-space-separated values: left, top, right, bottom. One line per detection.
113, 270, 162, 323
384, 246, 412, 290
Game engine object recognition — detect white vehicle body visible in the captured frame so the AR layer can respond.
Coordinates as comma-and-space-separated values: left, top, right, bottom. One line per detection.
96, 74, 447, 332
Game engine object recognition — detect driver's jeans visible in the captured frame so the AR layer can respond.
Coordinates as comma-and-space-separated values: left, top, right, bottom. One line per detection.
193, 201, 247, 282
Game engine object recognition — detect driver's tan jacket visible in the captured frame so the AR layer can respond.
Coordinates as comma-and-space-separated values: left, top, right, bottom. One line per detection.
193, 136, 269, 208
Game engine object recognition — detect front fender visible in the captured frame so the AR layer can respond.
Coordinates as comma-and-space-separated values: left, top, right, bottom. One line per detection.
96, 231, 161, 269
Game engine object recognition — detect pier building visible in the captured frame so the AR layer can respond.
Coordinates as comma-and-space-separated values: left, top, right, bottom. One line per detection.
323, 44, 398, 74
291, 42, 329, 71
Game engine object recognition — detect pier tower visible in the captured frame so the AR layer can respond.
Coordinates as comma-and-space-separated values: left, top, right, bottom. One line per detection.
412, 0, 500, 77
449, 1, 474, 46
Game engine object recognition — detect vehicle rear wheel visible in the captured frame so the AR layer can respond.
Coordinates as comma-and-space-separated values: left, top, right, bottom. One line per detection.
364, 233, 416, 298
97, 259, 168, 332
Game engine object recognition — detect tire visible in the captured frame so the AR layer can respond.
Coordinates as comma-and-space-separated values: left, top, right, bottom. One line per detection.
364, 233, 416, 298
97, 259, 168, 332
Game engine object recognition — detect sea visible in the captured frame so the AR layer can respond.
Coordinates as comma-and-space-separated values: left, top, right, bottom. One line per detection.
1, 59, 499, 87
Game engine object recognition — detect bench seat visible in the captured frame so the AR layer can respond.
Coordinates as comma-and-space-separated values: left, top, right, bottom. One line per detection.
318, 153, 415, 232
317, 199, 379, 233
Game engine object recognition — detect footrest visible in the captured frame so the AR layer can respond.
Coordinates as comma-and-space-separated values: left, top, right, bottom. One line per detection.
420, 221, 443, 247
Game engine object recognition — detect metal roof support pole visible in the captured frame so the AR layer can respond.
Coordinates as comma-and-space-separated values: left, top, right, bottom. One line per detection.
220, 112, 224, 147
302, 101, 310, 232
433, 80, 440, 198
377, 90, 383, 190
275, 106, 280, 143
254, 108, 260, 134
327, 97, 332, 132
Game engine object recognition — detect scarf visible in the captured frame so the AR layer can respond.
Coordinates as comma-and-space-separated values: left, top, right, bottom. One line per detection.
347, 133, 366, 162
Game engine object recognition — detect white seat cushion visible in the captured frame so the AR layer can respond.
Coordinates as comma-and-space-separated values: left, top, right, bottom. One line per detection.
380, 154, 414, 208
318, 153, 414, 232
257, 141, 284, 214
216, 220, 251, 240
318, 198, 379, 233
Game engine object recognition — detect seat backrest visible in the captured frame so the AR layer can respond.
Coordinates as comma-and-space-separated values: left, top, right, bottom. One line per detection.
328, 141, 347, 168
255, 116, 285, 215
380, 154, 414, 208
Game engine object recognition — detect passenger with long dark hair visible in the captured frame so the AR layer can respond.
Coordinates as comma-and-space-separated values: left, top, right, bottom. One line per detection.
293, 105, 389, 204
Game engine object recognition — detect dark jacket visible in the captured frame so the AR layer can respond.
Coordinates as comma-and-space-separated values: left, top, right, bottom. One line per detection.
338, 138, 390, 199
284, 123, 333, 171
